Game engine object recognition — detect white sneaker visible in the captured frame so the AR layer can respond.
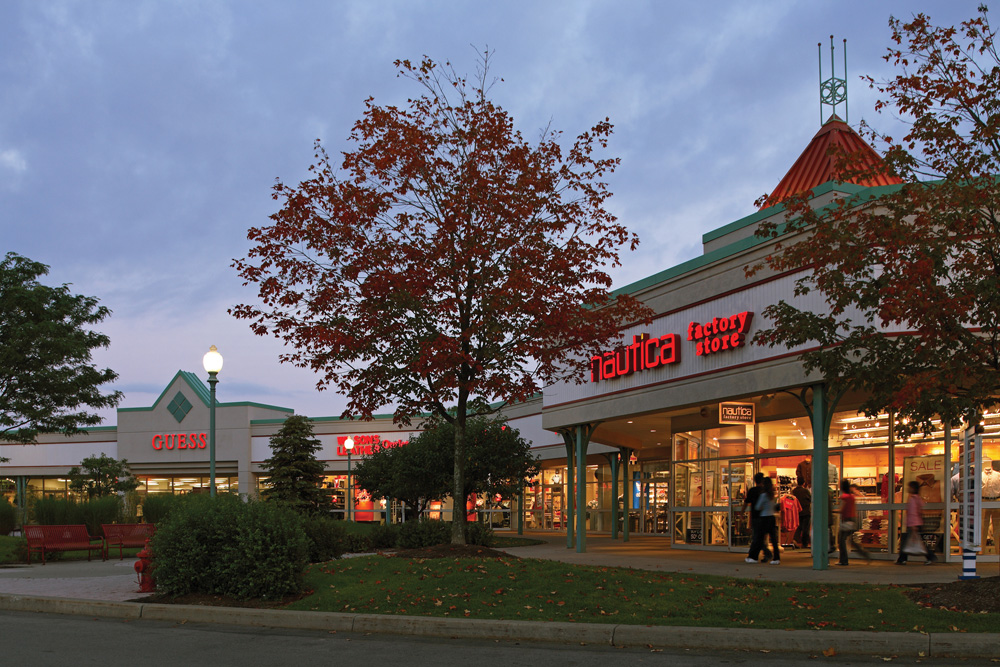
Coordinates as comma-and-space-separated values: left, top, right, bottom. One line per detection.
770, 560, 780, 565
744, 557, 758, 563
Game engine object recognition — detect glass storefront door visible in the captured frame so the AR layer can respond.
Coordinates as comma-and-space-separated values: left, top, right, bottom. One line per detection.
726, 458, 754, 551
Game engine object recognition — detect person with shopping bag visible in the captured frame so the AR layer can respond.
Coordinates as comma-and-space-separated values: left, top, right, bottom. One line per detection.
837, 478, 871, 566
896, 480, 937, 565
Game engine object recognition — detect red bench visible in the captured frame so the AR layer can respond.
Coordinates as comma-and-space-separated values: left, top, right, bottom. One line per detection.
101, 523, 156, 560
24, 525, 102, 565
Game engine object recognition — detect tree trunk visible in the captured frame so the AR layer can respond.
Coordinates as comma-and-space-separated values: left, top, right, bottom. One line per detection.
451, 417, 467, 544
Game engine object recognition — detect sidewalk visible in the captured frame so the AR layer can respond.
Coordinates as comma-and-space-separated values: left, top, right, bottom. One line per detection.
0, 533, 995, 659
500, 532, 973, 586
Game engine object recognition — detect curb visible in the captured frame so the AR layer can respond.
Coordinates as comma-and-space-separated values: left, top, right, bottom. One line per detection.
0, 592, 992, 658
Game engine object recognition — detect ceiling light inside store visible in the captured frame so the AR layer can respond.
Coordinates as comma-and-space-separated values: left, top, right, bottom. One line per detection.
841, 414, 889, 424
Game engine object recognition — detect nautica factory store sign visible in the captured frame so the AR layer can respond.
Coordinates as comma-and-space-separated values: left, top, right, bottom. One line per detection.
589, 311, 754, 383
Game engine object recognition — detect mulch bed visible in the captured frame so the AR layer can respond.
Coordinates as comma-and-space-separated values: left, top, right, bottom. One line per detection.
903, 576, 1000, 614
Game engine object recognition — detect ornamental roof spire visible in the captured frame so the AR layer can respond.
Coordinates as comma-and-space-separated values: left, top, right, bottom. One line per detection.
819, 35, 848, 124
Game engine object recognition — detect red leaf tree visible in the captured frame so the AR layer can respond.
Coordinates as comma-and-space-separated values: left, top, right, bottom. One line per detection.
232, 54, 651, 542
750, 8, 1000, 436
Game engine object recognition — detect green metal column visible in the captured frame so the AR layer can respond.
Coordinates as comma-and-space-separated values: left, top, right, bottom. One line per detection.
811, 383, 830, 570
575, 425, 590, 553
15, 476, 27, 529
621, 448, 631, 542
610, 452, 620, 540
517, 485, 524, 535
563, 434, 575, 549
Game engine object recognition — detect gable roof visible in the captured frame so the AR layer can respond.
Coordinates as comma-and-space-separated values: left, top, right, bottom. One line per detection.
761, 115, 902, 209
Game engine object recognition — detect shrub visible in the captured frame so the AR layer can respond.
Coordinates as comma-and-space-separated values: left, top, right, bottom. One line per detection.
367, 523, 400, 549
154, 494, 309, 600
465, 521, 494, 547
344, 532, 372, 553
140, 494, 179, 524
78, 496, 123, 535
301, 514, 348, 562
31, 497, 78, 525
0, 498, 16, 536
397, 519, 450, 549
31, 496, 122, 534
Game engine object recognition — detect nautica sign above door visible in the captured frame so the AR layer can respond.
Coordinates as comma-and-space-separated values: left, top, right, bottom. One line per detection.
589, 311, 753, 383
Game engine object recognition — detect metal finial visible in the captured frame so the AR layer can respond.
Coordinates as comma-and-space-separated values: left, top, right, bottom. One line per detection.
819, 36, 848, 124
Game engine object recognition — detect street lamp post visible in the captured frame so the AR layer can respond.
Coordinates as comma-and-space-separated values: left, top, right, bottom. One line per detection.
202, 345, 223, 497
344, 436, 355, 522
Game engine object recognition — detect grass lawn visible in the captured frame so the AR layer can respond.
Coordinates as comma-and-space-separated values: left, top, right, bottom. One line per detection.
287, 553, 996, 633
0, 535, 25, 564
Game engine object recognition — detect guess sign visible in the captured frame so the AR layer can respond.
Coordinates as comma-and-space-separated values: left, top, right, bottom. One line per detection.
152, 433, 207, 450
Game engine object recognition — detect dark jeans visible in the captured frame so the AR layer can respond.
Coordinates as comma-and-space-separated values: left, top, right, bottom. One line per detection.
838, 526, 870, 564
749, 516, 778, 561
794, 511, 810, 547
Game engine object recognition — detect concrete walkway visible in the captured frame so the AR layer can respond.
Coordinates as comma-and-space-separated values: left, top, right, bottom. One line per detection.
500, 532, 980, 586
0, 533, 997, 659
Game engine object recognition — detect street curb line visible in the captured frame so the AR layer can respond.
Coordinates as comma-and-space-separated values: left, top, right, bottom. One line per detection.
0, 593, 990, 658
612, 625, 931, 656
0, 594, 142, 620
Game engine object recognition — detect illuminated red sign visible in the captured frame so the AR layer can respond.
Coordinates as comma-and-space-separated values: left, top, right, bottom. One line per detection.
336, 435, 409, 456
152, 433, 207, 450
588, 311, 754, 383
687, 311, 753, 356
590, 333, 680, 383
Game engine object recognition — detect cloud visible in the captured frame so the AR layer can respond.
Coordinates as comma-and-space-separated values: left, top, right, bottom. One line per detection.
0, 148, 26, 173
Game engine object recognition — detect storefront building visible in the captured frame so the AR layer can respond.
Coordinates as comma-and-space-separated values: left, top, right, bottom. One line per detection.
0, 370, 577, 527
539, 115, 999, 567
4, 117, 997, 568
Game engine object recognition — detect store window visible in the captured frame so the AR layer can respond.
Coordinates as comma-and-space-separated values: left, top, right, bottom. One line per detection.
950, 415, 1000, 557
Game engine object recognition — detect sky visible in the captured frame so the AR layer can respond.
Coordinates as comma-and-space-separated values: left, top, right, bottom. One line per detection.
0, 0, 988, 425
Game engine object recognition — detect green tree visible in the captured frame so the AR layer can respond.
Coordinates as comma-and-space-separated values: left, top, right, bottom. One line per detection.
0, 252, 121, 444
232, 54, 650, 543
353, 416, 538, 518
352, 436, 450, 518
261, 414, 331, 515
68, 453, 139, 498
751, 7, 1000, 436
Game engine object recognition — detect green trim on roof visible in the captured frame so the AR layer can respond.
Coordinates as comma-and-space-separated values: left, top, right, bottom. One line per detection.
223, 401, 295, 412
178, 371, 212, 405
118, 370, 294, 415
615, 180, 912, 298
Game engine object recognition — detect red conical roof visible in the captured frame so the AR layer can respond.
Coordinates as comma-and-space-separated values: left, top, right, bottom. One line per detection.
762, 115, 902, 209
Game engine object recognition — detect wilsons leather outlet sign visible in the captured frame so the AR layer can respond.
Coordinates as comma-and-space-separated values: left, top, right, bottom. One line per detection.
589, 311, 753, 383
336, 435, 409, 457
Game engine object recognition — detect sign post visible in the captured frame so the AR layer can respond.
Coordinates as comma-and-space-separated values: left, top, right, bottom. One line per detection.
959, 424, 982, 579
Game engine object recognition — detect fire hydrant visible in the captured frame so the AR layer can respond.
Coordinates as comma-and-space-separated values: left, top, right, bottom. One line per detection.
134, 537, 156, 593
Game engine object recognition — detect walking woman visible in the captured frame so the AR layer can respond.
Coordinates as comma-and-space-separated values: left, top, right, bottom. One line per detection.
748, 476, 781, 564
896, 480, 937, 565
837, 478, 871, 566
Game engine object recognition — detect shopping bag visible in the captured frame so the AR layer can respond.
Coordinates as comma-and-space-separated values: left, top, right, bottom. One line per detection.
903, 532, 926, 556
